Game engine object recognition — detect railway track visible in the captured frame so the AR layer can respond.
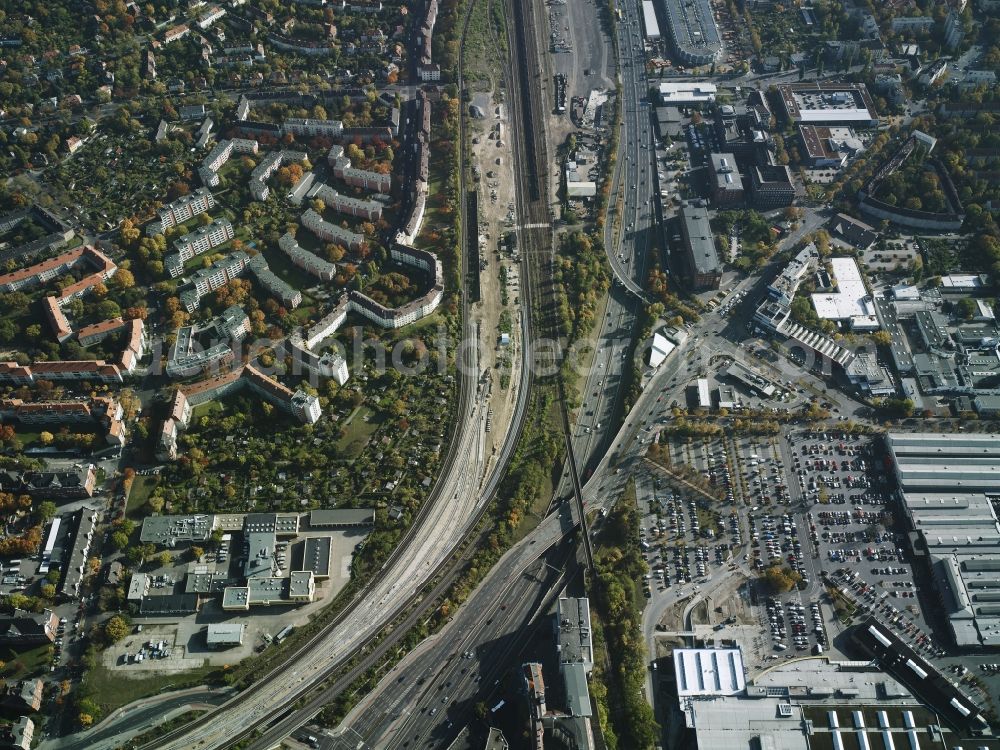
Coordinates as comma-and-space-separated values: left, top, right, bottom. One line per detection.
199, 0, 547, 747
149, 0, 580, 745
255, 0, 605, 727
139, 23, 489, 750
503, 0, 595, 568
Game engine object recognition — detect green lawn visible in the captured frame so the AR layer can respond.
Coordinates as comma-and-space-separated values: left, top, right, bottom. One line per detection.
1, 643, 54, 680
83, 662, 218, 715
126, 475, 160, 519
335, 408, 381, 458
190, 401, 223, 421
387, 309, 450, 342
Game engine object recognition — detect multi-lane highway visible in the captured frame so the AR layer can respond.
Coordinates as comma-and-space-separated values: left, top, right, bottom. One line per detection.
330, 330, 703, 746
605, 0, 657, 300
556, 0, 657, 493
116, 5, 662, 750
336, 545, 577, 749
131, 369, 504, 750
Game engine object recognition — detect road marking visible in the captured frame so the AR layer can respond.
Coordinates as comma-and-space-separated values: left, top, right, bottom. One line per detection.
520, 222, 549, 229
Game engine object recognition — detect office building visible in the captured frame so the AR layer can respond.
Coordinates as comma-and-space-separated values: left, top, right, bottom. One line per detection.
798, 125, 863, 168
678, 204, 721, 290
709, 153, 744, 206
750, 164, 795, 209
767, 243, 818, 307
776, 83, 878, 127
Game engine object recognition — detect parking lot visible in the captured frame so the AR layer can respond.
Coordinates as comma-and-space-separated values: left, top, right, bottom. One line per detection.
642, 423, 978, 670
638, 471, 737, 599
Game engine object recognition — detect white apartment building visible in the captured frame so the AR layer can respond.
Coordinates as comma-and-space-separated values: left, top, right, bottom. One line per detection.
307, 183, 382, 221
164, 24, 190, 43
146, 188, 216, 236
180, 252, 250, 312
278, 232, 337, 281
327, 145, 392, 193
300, 208, 365, 250
166, 218, 234, 277
246, 254, 303, 309
199, 138, 259, 187
197, 5, 226, 28
283, 118, 344, 139
249, 150, 308, 201
418, 64, 441, 81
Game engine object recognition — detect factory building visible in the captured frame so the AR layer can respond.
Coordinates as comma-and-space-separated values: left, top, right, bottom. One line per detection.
886, 432, 1000, 647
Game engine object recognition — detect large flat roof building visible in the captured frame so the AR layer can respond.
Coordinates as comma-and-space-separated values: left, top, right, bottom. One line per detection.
725, 360, 777, 397
886, 432, 1000, 647
673, 648, 746, 697
658, 82, 718, 107
776, 83, 878, 127
811, 257, 879, 330
678, 204, 721, 290
673, 644, 983, 750
555, 598, 593, 725
140, 514, 214, 546
661, 0, 722, 65
301, 536, 333, 579
556, 597, 593, 672
641, 0, 660, 41
309, 508, 376, 527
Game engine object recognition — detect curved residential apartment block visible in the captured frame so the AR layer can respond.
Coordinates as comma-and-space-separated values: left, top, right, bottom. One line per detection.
156, 88, 439, 458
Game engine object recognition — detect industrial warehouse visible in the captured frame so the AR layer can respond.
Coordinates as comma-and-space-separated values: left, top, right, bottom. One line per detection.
886, 433, 1000, 647
669, 645, 988, 750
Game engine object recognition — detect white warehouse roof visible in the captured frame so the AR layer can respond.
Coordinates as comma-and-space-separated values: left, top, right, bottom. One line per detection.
642, 0, 661, 40
674, 647, 746, 697
659, 82, 718, 105
811, 257, 873, 321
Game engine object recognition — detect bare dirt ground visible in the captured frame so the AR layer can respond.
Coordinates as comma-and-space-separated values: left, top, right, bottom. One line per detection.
469, 93, 523, 478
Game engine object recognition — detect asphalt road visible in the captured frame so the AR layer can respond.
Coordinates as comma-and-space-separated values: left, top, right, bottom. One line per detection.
555, 0, 657, 496
40, 690, 231, 750
91, 110, 536, 750
322, 333, 699, 747
338, 545, 577, 750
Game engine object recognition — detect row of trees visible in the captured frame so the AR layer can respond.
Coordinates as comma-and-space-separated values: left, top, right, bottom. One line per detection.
554, 232, 612, 340
591, 492, 659, 749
